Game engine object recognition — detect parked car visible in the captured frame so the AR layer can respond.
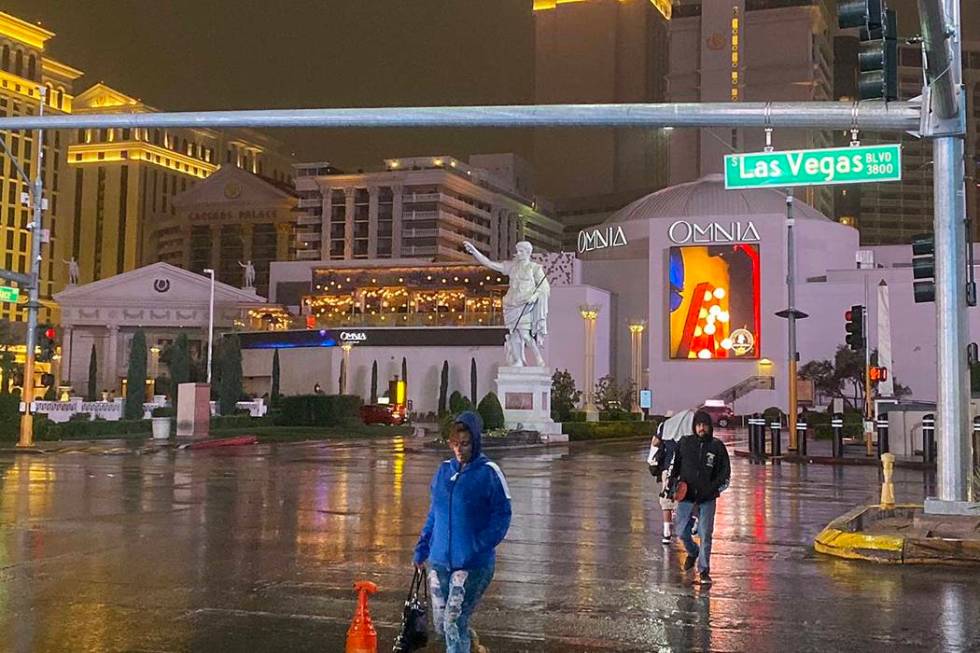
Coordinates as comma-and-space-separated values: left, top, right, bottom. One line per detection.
698, 402, 735, 428
360, 403, 407, 426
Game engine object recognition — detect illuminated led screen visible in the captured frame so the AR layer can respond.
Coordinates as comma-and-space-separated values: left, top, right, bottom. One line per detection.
667, 244, 761, 360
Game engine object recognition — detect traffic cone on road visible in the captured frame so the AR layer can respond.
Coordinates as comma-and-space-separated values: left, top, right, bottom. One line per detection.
346, 580, 378, 653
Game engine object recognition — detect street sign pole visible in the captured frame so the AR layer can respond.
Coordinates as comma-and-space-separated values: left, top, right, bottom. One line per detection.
17, 86, 45, 449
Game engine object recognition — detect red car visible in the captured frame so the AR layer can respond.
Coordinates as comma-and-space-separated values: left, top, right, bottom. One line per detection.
360, 403, 406, 425
698, 403, 735, 428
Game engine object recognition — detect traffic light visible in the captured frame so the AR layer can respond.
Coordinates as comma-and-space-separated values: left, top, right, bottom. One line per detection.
869, 366, 888, 382
845, 304, 865, 351
838, 1, 897, 101
912, 233, 935, 303
36, 324, 57, 362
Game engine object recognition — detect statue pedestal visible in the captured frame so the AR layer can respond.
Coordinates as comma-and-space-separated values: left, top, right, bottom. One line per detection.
495, 366, 565, 441
176, 383, 210, 440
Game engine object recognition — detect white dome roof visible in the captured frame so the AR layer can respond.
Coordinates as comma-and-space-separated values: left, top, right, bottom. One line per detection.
605, 174, 831, 223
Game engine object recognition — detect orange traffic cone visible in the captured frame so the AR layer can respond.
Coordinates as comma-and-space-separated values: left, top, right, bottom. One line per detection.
346, 580, 378, 653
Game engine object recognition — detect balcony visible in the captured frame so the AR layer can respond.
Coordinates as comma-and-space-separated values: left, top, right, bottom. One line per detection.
296, 213, 322, 226
296, 249, 322, 260
298, 197, 322, 208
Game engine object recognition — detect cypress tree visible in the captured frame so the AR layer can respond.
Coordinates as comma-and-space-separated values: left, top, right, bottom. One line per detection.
271, 349, 281, 407
370, 360, 378, 404
87, 344, 98, 401
124, 329, 147, 420
438, 360, 449, 416
470, 357, 478, 405
218, 334, 243, 415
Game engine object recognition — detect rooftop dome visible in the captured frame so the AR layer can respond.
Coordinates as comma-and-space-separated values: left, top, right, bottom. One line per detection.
605, 174, 831, 223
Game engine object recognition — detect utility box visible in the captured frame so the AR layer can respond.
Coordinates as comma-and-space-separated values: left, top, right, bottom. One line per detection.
177, 383, 210, 439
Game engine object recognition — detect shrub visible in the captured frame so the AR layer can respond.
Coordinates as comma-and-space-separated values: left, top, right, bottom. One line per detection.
561, 420, 656, 441
274, 394, 363, 427
449, 390, 474, 415
219, 334, 243, 415
124, 329, 148, 421
211, 414, 274, 431
567, 411, 587, 423
477, 392, 505, 430
551, 369, 582, 422
151, 406, 175, 418
438, 361, 449, 415
599, 410, 640, 422
37, 418, 152, 441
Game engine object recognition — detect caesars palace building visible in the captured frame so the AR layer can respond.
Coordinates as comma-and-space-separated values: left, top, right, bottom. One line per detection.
57, 175, 978, 416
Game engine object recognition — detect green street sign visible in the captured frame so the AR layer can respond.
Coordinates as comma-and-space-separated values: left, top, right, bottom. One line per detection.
0, 286, 19, 303
724, 144, 902, 189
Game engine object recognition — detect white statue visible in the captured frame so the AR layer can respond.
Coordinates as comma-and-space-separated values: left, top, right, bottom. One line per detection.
464, 240, 549, 367
63, 257, 80, 286
238, 260, 256, 289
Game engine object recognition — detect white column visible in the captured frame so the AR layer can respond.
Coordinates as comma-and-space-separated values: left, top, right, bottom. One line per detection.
105, 325, 120, 392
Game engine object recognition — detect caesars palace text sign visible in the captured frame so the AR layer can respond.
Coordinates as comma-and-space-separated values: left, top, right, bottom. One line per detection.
667, 220, 760, 245
188, 209, 279, 223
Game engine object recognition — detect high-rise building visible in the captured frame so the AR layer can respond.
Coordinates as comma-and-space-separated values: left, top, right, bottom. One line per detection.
0, 12, 81, 324
533, 0, 672, 231
668, 0, 835, 217
842, 40, 980, 244
292, 153, 562, 263
67, 84, 295, 284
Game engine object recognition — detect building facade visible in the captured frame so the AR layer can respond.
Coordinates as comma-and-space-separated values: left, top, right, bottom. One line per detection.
292, 154, 562, 265
533, 0, 672, 204
67, 84, 295, 285
159, 164, 299, 297
0, 12, 81, 324
668, 0, 835, 218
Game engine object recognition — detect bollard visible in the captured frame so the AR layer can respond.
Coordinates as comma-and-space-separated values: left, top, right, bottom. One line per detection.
831, 413, 844, 459
796, 420, 808, 457
346, 580, 378, 653
770, 420, 782, 458
747, 416, 756, 456
750, 413, 766, 458
974, 417, 980, 471
880, 453, 896, 509
876, 415, 889, 457
922, 413, 935, 464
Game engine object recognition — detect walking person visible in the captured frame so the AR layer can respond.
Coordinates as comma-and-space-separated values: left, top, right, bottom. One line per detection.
413, 411, 512, 653
668, 410, 731, 585
647, 425, 678, 545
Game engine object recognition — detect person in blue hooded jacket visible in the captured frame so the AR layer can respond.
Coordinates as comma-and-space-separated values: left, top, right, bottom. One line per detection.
413, 411, 512, 653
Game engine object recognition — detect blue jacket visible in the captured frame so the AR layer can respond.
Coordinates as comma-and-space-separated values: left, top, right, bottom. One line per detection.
413, 411, 512, 570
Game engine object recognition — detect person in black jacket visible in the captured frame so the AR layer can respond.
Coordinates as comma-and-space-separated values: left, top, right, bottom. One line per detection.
668, 410, 731, 585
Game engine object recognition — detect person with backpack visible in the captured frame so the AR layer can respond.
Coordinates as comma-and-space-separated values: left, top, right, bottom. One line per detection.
647, 423, 678, 545
413, 411, 512, 653
668, 410, 731, 585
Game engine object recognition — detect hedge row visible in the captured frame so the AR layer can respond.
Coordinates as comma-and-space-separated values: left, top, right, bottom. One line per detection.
566, 410, 645, 423
273, 394, 363, 427
562, 420, 657, 441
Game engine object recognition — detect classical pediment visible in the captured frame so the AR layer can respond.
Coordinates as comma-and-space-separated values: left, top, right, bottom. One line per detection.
54, 262, 267, 308
73, 83, 147, 112
172, 164, 297, 209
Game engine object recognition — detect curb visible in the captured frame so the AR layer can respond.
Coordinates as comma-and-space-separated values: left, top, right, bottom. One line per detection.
814, 503, 980, 565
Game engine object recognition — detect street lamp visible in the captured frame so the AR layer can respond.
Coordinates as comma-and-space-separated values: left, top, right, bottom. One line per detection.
579, 304, 600, 422
627, 320, 646, 414
203, 269, 215, 385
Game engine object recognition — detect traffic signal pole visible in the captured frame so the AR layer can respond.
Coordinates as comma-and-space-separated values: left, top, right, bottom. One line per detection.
920, 0, 973, 509
18, 87, 46, 448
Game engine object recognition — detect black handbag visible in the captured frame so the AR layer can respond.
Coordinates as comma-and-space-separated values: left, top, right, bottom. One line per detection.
392, 567, 429, 653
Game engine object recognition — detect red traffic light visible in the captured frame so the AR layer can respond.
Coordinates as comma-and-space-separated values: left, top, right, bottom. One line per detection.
44, 327, 56, 340
845, 309, 853, 320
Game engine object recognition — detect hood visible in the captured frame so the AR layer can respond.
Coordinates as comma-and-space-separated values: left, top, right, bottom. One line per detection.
454, 410, 485, 460
692, 410, 715, 439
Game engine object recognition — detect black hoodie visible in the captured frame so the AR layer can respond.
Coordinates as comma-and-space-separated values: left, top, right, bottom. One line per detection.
667, 410, 731, 504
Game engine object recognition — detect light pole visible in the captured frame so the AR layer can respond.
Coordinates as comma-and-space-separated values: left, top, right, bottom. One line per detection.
628, 320, 646, 414
340, 342, 353, 394
203, 269, 215, 385
579, 305, 600, 421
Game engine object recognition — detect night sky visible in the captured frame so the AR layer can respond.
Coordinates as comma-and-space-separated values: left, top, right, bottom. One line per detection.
4, 0, 535, 169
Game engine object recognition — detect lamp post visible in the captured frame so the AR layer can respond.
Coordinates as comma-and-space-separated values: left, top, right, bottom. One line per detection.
628, 320, 646, 414
203, 269, 215, 385
579, 305, 600, 422
340, 342, 353, 394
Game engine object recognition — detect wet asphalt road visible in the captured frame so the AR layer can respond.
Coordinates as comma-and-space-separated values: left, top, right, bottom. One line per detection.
0, 433, 977, 653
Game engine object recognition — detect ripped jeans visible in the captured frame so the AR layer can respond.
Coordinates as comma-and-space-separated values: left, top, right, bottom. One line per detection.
428, 563, 494, 653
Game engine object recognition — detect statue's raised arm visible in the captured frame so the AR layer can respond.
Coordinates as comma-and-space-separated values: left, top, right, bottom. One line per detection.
463, 242, 509, 275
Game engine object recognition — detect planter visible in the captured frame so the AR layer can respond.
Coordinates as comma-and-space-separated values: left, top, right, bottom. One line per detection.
151, 416, 172, 440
